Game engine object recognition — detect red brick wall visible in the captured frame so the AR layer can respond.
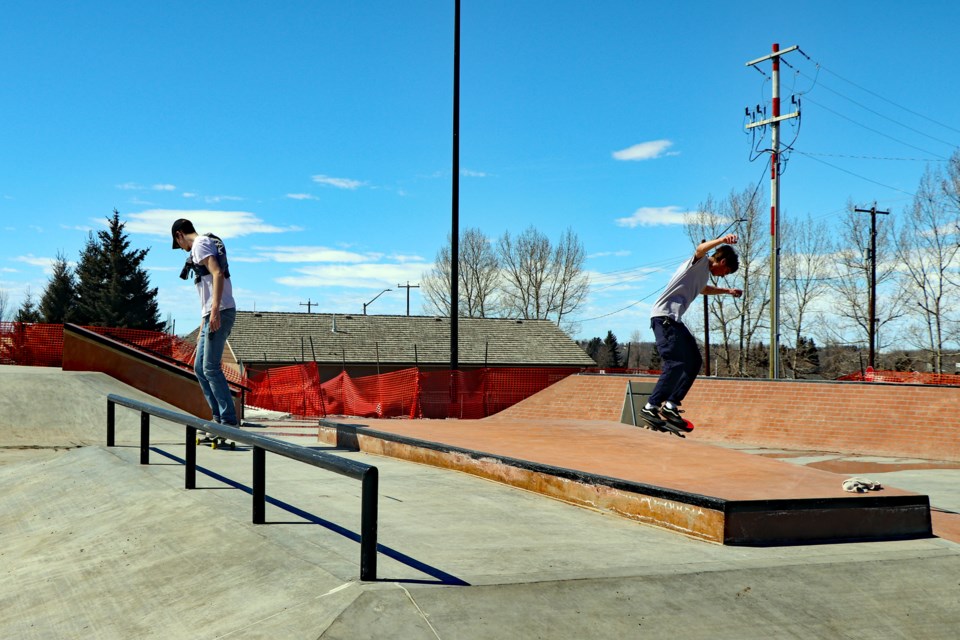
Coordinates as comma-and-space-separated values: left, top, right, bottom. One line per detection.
495, 374, 960, 461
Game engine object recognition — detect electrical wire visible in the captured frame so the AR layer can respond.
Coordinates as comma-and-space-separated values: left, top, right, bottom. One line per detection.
794, 150, 918, 198
795, 69, 959, 149
818, 64, 960, 136
802, 95, 949, 160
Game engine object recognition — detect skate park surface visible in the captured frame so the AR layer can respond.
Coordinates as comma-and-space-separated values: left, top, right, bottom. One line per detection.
3, 365, 960, 638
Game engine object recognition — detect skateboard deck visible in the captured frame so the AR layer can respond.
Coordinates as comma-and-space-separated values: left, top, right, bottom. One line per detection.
638, 415, 693, 438
197, 435, 236, 450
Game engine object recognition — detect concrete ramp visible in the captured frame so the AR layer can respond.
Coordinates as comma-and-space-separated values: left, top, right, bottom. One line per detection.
0, 365, 185, 449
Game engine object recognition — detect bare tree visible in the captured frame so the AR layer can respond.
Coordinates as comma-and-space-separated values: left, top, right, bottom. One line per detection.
896, 165, 960, 373
497, 226, 589, 329
0, 288, 10, 322
686, 186, 768, 376
781, 214, 832, 377
421, 228, 501, 317
544, 228, 589, 330
826, 200, 909, 358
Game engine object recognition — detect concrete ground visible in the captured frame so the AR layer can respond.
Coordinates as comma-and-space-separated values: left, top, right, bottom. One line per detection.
2, 365, 959, 639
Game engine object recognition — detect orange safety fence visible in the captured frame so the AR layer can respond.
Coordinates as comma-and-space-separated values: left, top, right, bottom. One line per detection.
0, 322, 245, 386
246, 364, 588, 420
836, 368, 960, 386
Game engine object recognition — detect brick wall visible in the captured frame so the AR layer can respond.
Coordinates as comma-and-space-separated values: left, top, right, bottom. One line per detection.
495, 374, 960, 461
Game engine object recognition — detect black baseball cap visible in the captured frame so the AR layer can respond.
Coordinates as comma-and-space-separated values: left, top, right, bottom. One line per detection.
171, 218, 195, 249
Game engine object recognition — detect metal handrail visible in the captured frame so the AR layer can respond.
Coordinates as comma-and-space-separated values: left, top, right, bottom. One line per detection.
106, 393, 378, 581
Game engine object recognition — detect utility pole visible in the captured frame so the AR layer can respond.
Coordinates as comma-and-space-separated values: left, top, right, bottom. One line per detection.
854, 202, 890, 369
299, 298, 316, 313
450, 0, 461, 372
702, 238, 711, 376
397, 281, 420, 316
746, 43, 801, 379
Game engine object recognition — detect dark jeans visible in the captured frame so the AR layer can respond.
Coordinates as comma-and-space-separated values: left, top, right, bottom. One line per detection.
649, 316, 702, 407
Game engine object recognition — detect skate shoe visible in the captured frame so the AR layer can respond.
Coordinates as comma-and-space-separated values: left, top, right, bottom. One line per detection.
660, 403, 693, 432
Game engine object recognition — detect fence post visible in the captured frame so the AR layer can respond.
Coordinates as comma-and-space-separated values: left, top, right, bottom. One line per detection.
140, 412, 150, 464
185, 426, 197, 489
107, 399, 116, 446
360, 467, 379, 581
252, 447, 266, 524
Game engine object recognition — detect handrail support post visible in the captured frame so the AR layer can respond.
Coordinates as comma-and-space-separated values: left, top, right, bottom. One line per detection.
185, 426, 197, 489
107, 400, 116, 446
140, 412, 150, 464
253, 447, 265, 524
360, 467, 379, 581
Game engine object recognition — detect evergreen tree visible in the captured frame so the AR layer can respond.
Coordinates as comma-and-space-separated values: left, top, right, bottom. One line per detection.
73, 210, 163, 330
603, 330, 622, 368
15, 289, 42, 323
650, 343, 662, 370
39, 251, 77, 323
584, 336, 602, 365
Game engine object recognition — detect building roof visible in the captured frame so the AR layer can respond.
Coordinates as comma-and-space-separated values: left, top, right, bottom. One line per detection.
227, 311, 596, 367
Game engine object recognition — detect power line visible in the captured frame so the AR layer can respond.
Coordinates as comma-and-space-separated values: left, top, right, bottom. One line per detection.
819, 64, 960, 136
794, 69, 959, 149
794, 150, 918, 198
802, 95, 949, 160
799, 151, 948, 162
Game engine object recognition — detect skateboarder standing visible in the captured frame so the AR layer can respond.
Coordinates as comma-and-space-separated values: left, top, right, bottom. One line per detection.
641, 235, 741, 433
172, 219, 238, 436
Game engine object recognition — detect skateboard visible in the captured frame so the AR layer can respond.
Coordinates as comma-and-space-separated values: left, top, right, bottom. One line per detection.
638, 415, 694, 438
197, 435, 236, 450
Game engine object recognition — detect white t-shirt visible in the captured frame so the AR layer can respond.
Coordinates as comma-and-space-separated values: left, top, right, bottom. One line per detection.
190, 235, 236, 316
649, 255, 711, 322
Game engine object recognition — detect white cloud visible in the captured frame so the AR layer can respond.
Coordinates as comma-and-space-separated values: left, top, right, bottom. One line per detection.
311, 174, 365, 190
152, 184, 176, 191
612, 139, 678, 161
13, 254, 56, 272
258, 246, 381, 263
124, 209, 301, 239
116, 182, 144, 190
460, 168, 488, 177
615, 206, 693, 227
276, 262, 427, 289
390, 253, 427, 263
178, 192, 243, 203
231, 256, 270, 263
588, 250, 631, 259
286, 193, 319, 200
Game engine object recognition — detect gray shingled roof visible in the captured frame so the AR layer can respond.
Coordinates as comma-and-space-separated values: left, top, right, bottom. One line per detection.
227, 311, 596, 367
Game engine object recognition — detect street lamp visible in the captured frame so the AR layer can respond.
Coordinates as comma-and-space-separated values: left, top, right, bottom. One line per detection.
363, 289, 392, 315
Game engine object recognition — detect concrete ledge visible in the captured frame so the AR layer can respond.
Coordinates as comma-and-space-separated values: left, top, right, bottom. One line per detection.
320, 418, 932, 546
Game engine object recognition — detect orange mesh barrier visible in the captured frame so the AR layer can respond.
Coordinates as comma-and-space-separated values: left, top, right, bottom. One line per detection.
836, 368, 960, 386
0, 322, 245, 386
246, 365, 583, 419
0, 322, 64, 367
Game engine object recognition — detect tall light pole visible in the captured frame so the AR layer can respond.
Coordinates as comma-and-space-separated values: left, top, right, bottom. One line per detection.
363, 289, 391, 315
450, 0, 461, 372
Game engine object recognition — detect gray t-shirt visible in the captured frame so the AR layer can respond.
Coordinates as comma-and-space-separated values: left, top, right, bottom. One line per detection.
649, 255, 711, 322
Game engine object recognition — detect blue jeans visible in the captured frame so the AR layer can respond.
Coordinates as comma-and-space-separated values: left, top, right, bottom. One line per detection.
194, 307, 237, 425
648, 316, 702, 408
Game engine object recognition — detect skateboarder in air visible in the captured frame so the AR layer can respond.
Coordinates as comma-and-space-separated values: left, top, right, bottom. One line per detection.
641, 235, 742, 434
172, 218, 238, 440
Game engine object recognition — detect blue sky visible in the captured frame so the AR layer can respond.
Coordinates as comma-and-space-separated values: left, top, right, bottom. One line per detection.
2, 1, 958, 342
